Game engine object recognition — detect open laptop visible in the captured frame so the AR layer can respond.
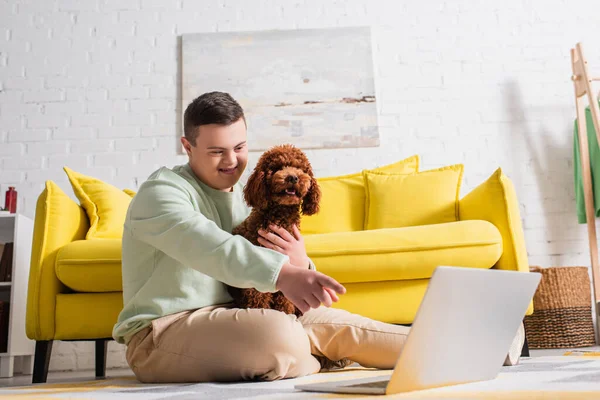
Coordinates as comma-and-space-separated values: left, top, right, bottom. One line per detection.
295, 266, 541, 395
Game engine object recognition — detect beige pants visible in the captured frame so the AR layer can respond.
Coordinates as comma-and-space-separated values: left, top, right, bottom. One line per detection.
125, 304, 410, 383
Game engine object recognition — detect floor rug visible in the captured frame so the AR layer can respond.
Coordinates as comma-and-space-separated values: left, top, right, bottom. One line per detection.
2, 354, 600, 399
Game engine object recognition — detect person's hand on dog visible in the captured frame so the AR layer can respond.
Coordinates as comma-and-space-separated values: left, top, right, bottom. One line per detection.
258, 224, 310, 269
276, 262, 346, 313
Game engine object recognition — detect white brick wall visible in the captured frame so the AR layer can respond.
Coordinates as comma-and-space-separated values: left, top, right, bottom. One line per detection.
2, 0, 600, 373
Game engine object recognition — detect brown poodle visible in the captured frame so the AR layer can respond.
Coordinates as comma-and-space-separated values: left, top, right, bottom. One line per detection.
228, 144, 321, 317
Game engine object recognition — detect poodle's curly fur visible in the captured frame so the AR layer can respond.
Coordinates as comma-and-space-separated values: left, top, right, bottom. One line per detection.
228, 144, 321, 317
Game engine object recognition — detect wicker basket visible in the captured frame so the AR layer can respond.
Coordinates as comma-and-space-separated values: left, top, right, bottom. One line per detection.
524, 266, 596, 348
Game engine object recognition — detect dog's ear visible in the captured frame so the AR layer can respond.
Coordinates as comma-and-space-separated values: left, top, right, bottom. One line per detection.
244, 170, 268, 209
301, 176, 321, 215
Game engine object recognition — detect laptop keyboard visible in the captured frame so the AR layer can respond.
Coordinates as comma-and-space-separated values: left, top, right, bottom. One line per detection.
346, 379, 389, 389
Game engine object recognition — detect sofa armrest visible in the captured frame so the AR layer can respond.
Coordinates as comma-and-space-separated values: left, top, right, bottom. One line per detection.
26, 181, 89, 341
459, 168, 529, 274
459, 168, 534, 316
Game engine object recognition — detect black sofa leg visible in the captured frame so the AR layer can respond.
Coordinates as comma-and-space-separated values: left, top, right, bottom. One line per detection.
95, 339, 108, 379
33, 340, 53, 384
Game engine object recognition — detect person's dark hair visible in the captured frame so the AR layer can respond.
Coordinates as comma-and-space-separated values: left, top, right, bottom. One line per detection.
183, 91, 246, 146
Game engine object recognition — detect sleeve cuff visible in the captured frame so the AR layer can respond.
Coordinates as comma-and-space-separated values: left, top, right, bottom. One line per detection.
264, 254, 289, 293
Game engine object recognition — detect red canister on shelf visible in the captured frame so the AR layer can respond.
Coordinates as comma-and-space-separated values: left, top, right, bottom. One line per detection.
4, 187, 17, 213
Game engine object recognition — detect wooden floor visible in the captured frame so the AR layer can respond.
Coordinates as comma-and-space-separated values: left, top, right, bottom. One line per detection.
1, 346, 599, 388
0, 366, 133, 387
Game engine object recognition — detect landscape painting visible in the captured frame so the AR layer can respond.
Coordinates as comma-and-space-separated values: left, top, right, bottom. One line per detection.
181, 26, 380, 151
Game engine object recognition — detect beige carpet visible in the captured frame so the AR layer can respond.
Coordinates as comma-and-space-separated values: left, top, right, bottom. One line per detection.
2, 353, 600, 399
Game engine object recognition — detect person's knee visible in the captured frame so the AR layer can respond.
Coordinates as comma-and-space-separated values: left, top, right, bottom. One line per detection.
244, 310, 318, 380
253, 310, 308, 355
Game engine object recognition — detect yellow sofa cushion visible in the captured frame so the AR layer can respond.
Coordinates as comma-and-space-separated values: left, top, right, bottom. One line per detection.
63, 167, 132, 239
300, 155, 420, 234
364, 164, 464, 230
55, 239, 122, 292
305, 219, 502, 284
52, 219, 500, 294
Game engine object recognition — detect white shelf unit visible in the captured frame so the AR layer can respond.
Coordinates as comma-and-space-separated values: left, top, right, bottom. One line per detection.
0, 213, 34, 377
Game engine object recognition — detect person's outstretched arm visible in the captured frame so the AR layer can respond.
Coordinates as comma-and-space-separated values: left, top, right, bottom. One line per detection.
128, 177, 345, 310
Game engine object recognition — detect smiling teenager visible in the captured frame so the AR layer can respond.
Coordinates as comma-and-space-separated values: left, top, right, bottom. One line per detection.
113, 91, 411, 384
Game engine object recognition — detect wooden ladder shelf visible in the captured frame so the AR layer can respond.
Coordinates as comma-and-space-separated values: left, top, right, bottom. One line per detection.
571, 42, 600, 344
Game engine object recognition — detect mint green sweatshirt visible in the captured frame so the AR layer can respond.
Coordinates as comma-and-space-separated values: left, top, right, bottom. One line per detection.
112, 163, 301, 344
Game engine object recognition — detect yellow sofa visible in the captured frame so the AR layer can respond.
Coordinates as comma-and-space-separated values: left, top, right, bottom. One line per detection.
26, 155, 533, 383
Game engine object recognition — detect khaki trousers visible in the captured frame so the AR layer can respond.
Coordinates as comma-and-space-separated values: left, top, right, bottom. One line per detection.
125, 304, 410, 383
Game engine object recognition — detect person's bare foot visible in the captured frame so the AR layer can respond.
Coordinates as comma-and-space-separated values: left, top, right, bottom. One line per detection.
504, 322, 525, 366
314, 355, 354, 371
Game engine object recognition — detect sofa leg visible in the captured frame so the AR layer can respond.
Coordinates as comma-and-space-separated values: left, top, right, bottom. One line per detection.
95, 339, 108, 379
32, 340, 53, 384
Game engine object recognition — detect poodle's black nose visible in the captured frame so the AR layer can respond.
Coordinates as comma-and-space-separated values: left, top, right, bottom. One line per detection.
286, 175, 298, 184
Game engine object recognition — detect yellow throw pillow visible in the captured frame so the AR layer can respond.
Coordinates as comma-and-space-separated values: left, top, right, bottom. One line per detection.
123, 189, 136, 197
63, 167, 132, 239
300, 155, 420, 234
300, 172, 365, 235
364, 164, 464, 230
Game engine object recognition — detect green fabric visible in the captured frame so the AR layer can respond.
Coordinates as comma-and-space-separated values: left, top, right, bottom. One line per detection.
574, 102, 600, 223
112, 163, 305, 344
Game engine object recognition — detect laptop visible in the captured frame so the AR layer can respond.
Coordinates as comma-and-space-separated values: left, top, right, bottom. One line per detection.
295, 266, 541, 395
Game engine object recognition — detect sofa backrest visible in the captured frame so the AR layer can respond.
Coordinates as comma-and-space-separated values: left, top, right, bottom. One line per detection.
300, 155, 420, 235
